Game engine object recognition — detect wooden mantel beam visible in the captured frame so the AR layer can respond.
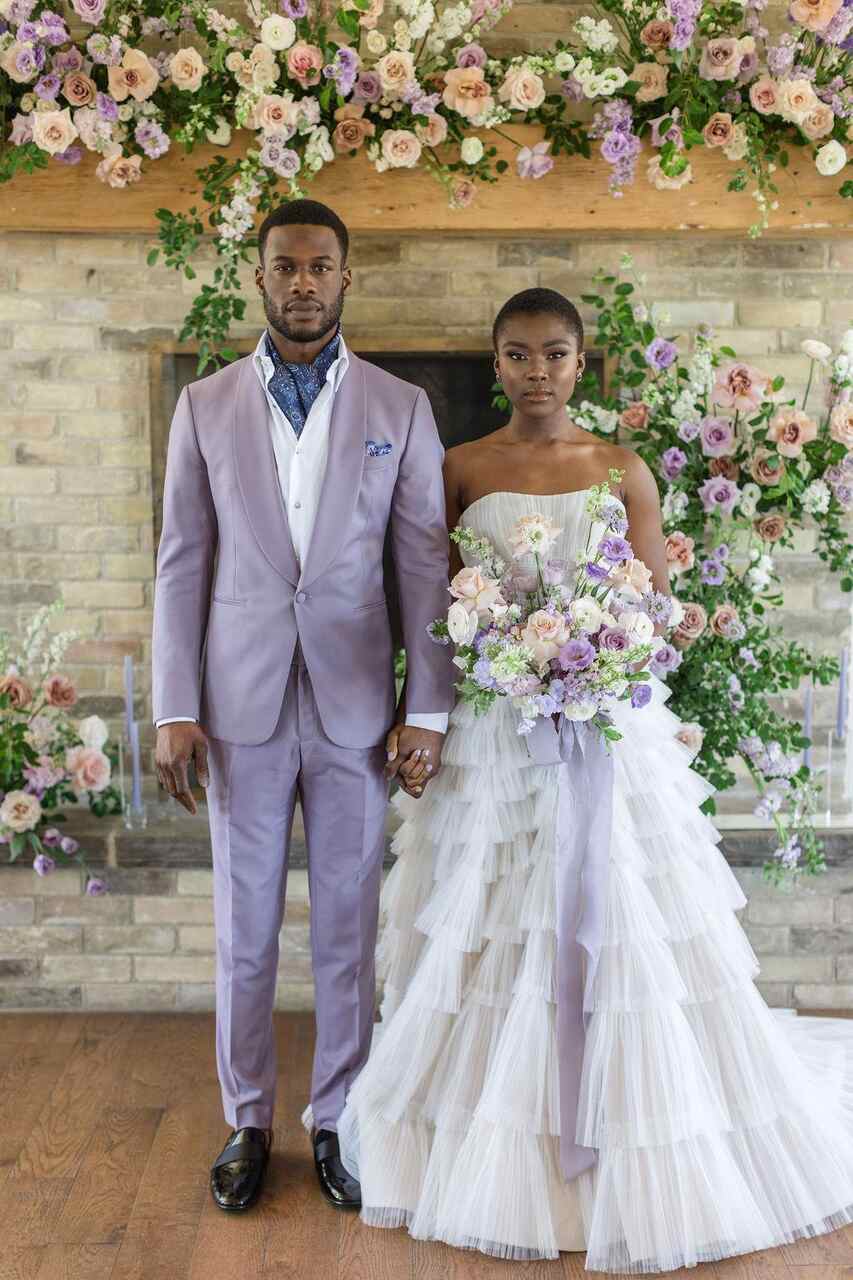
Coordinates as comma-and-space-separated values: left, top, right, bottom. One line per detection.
2, 125, 852, 237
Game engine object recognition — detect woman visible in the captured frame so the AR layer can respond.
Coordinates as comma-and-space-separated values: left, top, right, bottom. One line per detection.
332, 288, 853, 1268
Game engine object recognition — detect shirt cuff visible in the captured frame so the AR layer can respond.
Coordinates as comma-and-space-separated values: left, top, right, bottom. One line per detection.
155, 717, 198, 728
404, 712, 448, 735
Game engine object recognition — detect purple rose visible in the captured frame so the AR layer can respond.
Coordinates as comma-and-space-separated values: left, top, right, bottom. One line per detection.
631, 683, 652, 709
86, 877, 108, 896
661, 446, 687, 481
598, 536, 632, 563
678, 419, 701, 443
456, 42, 487, 68
650, 643, 682, 677
41, 826, 61, 847
700, 415, 735, 458
599, 626, 630, 652
700, 557, 726, 586
601, 129, 632, 164
697, 475, 740, 516
33, 852, 56, 876
352, 71, 382, 103
559, 638, 596, 671
645, 337, 678, 371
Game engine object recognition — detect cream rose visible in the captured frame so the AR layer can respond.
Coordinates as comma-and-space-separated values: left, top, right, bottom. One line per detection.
778, 77, 819, 124
254, 93, 299, 134
631, 61, 668, 103
830, 403, 853, 447
260, 13, 296, 50
675, 722, 704, 755
609, 558, 653, 600
107, 48, 159, 103
442, 66, 495, 119
802, 103, 835, 140
789, 0, 843, 32
664, 530, 695, 575
698, 36, 742, 80
31, 108, 79, 155
0, 790, 42, 834
380, 128, 421, 168
619, 611, 654, 644
498, 66, 546, 111
375, 50, 415, 96
96, 148, 143, 187
521, 609, 570, 667
710, 603, 741, 638
170, 47, 207, 92
449, 566, 503, 614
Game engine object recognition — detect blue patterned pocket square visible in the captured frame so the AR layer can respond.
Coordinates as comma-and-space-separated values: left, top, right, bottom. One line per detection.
366, 439, 393, 458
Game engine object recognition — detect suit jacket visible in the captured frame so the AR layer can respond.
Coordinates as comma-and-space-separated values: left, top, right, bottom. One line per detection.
151, 348, 456, 748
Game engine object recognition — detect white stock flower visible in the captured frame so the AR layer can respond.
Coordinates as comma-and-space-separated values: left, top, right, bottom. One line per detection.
815, 139, 847, 177
802, 478, 831, 514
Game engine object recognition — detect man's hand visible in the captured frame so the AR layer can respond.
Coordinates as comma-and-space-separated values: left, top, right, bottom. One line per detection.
384, 725, 444, 798
155, 722, 210, 815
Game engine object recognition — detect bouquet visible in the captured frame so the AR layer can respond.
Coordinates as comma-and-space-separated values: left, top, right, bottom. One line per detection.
429, 470, 675, 745
0, 601, 121, 894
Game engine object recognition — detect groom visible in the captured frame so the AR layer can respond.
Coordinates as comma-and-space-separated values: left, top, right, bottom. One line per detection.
152, 198, 455, 1213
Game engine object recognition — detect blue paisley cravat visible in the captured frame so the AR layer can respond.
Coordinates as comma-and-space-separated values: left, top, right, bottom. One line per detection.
263, 325, 342, 439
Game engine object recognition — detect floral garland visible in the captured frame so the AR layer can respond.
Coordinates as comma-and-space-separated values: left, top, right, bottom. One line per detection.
2, 0, 852, 369
493, 253, 853, 883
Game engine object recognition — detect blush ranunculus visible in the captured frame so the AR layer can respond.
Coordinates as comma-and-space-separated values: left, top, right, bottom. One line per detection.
65, 745, 111, 795
442, 66, 495, 119
713, 361, 769, 411
664, 530, 695, 575
768, 406, 818, 457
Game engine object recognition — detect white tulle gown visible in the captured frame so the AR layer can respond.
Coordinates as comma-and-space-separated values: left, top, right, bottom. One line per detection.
332, 489, 853, 1271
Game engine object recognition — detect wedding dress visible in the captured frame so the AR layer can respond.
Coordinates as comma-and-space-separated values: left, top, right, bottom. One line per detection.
332, 489, 853, 1270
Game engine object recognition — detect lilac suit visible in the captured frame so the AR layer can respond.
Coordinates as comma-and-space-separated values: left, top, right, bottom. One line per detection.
152, 349, 455, 1130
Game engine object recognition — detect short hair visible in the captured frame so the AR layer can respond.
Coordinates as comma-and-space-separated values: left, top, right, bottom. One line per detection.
257, 199, 349, 266
492, 287, 584, 353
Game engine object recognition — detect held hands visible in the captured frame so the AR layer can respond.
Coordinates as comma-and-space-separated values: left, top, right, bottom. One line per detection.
155, 722, 210, 815
384, 725, 444, 798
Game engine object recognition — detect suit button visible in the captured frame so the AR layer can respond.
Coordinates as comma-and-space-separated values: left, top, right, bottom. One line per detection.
295, 591, 307, 603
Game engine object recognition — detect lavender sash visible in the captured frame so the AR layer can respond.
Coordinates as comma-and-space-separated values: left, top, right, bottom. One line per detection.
525, 714, 615, 1181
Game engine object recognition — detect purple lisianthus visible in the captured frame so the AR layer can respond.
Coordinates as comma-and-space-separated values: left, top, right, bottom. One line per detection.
41, 826, 62, 847
599, 626, 630, 653
646, 337, 678, 371
35, 72, 61, 99
517, 140, 554, 180
325, 45, 359, 96
700, 415, 735, 457
601, 128, 632, 164
712, 542, 731, 561
53, 146, 82, 164
260, 136, 301, 179
456, 42, 487, 68
15, 42, 46, 79
86, 876, 108, 896
559, 637, 596, 671
586, 561, 609, 582
661, 446, 687, 481
631, 683, 652, 709
60, 835, 79, 856
698, 475, 740, 516
561, 76, 584, 102
33, 852, 56, 876
281, 0, 308, 13
52, 47, 83, 74
598, 535, 632, 563
650, 643, 682, 677
677, 419, 701, 443
700, 557, 726, 586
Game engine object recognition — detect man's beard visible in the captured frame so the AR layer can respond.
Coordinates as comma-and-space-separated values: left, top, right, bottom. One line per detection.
261, 284, 345, 346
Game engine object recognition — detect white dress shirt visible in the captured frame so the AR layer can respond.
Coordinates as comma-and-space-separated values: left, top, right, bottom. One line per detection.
156, 328, 448, 735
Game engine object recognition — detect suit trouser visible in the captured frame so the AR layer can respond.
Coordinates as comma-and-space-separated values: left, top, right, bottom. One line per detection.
205, 644, 390, 1132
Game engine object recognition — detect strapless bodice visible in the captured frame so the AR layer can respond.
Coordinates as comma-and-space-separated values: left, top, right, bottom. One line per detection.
459, 489, 615, 571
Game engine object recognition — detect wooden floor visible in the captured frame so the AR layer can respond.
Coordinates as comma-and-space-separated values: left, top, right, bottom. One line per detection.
1, 1012, 852, 1280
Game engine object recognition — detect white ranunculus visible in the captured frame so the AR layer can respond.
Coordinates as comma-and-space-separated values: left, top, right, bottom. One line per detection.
260, 14, 296, 50
620, 611, 654, 644
815, 139, 847, 177
77, 714, 109, 750
447, 600, 478, 645
563, 699, 597, 722
801, 338, 832, 363
569, 597, 604, 632
460, 135, 484, 164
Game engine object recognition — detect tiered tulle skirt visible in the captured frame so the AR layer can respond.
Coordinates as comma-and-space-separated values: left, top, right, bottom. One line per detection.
335, 678, 853, 1270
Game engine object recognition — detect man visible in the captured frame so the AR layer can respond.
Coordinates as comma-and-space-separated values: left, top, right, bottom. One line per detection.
152, 198, 455, 1213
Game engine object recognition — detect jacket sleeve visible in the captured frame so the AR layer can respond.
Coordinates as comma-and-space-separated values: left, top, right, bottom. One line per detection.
390, 388, 456, 717
151, 385, 217, 725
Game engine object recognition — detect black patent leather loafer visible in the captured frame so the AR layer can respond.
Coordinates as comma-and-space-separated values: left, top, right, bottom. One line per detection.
210, 1126, 271, 1211
313, 1128, 361, 1210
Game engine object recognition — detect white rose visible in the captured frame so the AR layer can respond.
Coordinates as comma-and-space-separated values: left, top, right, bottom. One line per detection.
619, 611, 654, 643
447, 600, 478, 645
460, 135, 484, 164
366, 28, 387, 53
569, 597, 604, 632
563, 699, 597, 722
260, 13, 296, 49
815, 139, 847, 177
78, 714, 109, 750
801, 338, 832, 363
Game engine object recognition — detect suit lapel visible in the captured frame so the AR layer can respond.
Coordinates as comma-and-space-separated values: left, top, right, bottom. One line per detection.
299, 353, 367, 589
233, 355, 300, 586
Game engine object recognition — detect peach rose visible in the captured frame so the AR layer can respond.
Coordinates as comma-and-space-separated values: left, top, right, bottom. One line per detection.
43, 674, 77, 709
65, 745, 111, 796
709, 456, 740, 481
713, 361, 769, 411
750, 75, 779, 115
170, 47, 207, 92
62, 72, 96, 108
381, 128, 421, 168
609, 557, 654, 600
96, 148, 143, 188
498, 66, 546, 111
107, 48, 159, 103
802, 103, 835, 140
442, 66, 495, 119
673, 602, 707, 648
703, 111, 734, 147
768, 406, 818, 457
778, 77, 819, 123
750, 448, 786, 487
631, 61, 669, 103
675, 722, 704, 755
664, 530, 695, 575
415, 113, 448, 147
375, 50, 415, 97
332, 103, 375, 152
710, 603, 741, 638
754, 513, 786, 542
619, 401, 650, 431
0, 673, 34, 709
521, 609, 570, 667
830, 403, 853, 446
254, 93, 299, 133
449, 566, 504, 616
286, 40, 323, 89
789, 0, 843, 32
31, 108, 79, 155
0, 790, 42, 834
640, 19, 674, 52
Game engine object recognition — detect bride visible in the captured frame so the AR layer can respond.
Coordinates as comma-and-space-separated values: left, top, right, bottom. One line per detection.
329, 287, 853, 1270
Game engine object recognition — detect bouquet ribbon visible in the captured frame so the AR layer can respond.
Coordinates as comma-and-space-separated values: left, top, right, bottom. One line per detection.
525, 713, 615, 1182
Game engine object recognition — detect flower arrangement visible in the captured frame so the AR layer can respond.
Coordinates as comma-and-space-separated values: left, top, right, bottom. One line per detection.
429, 472, 670, 743
0, 601, 121, 893
499, 254, 853, 882
2, 0, 851, 368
